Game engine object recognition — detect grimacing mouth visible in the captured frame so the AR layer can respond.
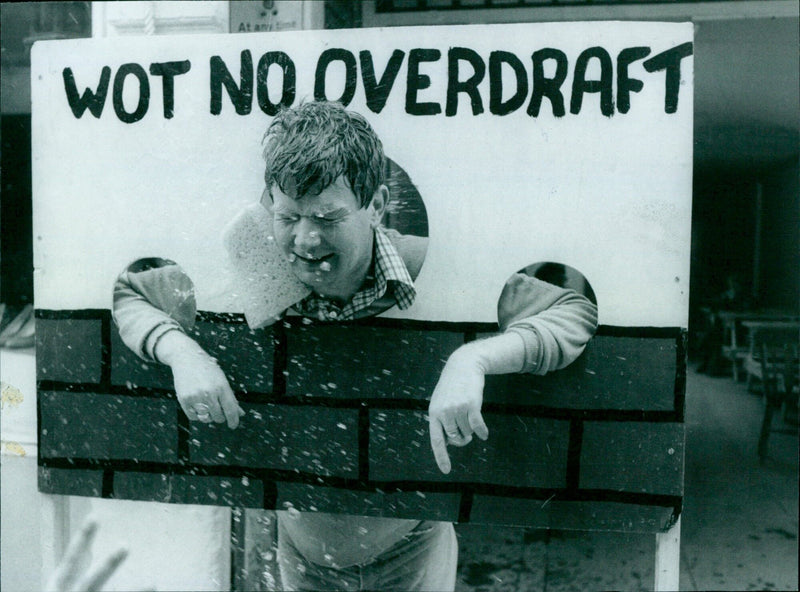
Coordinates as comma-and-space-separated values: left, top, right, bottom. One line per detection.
292, 252, 335, 264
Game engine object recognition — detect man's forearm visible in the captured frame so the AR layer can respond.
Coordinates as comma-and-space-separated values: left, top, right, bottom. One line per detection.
452, 332, 527, 375
153, 328, 210, 367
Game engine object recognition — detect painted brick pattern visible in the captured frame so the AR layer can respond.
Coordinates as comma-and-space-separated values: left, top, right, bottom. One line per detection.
286, 324, 462, 400
39, 391, 178, 463
369, 410, 570, 488
36, 318, 103, 384
189, 404, 359, 477
110, 320, 275, 393
579, 422, 685, 496
469, 497, 676, 533
190, 321, 275, 394
544, 501, 677, 533
38, 467, 104, 497
110, 327, 173, 390
36, 311, 685, 532
276, 482, 461, 521
114, 471, 265, 507
483, 336, 677, 410
113, 471, 172, 502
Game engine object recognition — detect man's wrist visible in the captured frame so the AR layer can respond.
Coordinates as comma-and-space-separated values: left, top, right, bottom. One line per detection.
154, 329, 210, 367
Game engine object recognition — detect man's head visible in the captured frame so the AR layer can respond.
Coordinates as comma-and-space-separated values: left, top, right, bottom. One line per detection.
262, 102, 389, 302
263, 101, 386, 208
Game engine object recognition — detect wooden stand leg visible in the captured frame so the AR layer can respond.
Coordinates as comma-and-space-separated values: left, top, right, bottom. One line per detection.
758, 399, 776, 460
232, 509, 280, 592
654, 515, 681, 592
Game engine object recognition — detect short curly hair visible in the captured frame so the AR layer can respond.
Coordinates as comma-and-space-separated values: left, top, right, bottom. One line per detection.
262, 101, 386, 209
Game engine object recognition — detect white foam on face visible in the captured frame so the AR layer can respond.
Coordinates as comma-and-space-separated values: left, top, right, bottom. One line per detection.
222, 204, 311, 328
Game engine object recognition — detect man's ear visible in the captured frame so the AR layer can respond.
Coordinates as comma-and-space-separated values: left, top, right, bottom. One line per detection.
369, 185, 389, 228
260, 186, 273, 212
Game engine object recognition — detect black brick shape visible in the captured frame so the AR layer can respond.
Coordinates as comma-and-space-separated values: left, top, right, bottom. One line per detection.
37, 318, 103, 384
189, 404, 359, 477
39, 392, 179, 463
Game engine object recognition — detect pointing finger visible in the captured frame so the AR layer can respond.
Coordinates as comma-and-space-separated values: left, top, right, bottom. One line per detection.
219, 386, 241, 429
429, 417, 451, 474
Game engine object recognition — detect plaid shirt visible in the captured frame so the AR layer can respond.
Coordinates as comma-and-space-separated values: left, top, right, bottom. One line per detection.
293, 227, 416, 321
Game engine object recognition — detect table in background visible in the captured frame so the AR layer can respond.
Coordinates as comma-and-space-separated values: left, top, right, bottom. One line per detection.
718, 311, 798, 380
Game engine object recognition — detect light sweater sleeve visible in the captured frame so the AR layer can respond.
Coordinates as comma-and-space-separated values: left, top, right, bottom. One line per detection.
497, 274, 598, 375
112, 258, 197, 361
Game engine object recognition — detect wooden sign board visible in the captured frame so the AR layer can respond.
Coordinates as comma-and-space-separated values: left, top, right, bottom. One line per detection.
33, 22, 692, 532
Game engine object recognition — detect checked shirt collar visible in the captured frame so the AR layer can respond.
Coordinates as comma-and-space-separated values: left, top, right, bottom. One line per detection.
293, 227, 416, 322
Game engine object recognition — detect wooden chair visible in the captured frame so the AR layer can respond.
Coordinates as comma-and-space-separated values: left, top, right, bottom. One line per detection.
756, 339, 799, 461
742, 322, 798, 391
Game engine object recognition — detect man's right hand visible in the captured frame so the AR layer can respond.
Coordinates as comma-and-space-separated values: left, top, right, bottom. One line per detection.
155, 330, 244, 429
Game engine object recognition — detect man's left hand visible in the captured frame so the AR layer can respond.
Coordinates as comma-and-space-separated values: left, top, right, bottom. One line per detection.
428, 346, 489, 474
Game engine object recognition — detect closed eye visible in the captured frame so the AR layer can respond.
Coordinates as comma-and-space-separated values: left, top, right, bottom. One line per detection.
316, 216, 344, 225
315, 209, 349, 224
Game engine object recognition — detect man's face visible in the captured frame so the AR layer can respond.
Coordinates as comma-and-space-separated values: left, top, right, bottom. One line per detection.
271, 176, 385, 302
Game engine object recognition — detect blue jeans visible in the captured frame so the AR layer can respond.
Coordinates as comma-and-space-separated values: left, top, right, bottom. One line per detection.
277, 520, 458, 591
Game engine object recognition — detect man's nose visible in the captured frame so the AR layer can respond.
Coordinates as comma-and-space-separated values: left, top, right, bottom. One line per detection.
293, 218, 322, 250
